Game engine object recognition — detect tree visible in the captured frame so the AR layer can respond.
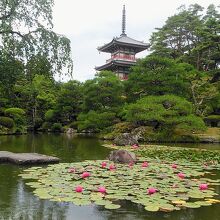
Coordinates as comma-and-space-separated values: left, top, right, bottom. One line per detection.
188, 74, 218, 116
150, 4, 220, 71
0, 51, 23, 100
13, 74, 58, 129
56, 80, 83, 124
123, 95, 206, 132
82, 71, 125, 113
77, 111, 117, 132
125, 56, 191, 102
0, 0, 73, 76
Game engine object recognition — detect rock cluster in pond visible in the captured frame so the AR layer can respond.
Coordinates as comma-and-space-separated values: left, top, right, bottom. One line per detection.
108, 150, 137, 164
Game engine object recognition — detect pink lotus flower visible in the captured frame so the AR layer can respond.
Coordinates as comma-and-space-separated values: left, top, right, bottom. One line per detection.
128, 162, 134, 168
81, 172, 91, 178
109, 164, 116, 170
142, 161, 149, 168
147, 187, 157, 195
101, 161, 107, 168
199, 184, 208, 190
68, 167, 75, 173
131, 144, 139, 149
177, 172, 185, 179
171, 164, 177, 169
98, 186, 106, 194
75, 186, 83, 193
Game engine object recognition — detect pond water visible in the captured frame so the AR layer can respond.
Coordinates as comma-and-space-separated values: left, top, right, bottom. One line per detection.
0, 134, 219, 220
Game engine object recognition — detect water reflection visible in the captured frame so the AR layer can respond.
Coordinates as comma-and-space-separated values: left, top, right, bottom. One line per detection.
0, 134, 219, 220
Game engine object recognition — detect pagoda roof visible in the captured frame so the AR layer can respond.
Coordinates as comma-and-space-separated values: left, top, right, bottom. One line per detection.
98, 35, 149, 53
95, 59, 136, 71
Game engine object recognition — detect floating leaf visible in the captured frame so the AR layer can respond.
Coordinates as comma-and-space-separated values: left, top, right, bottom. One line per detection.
104, 204, 121, 209
145, 205, 160, 212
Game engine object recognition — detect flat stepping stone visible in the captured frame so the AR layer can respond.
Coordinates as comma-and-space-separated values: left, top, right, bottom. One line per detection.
0, 151, 60, 165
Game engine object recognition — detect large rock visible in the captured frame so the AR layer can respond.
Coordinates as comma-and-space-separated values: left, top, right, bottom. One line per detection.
0, 151, 60, 165
114, 133, 138, 146
108, 150, 137, 164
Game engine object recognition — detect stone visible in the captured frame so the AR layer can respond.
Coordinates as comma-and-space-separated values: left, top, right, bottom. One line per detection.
114, 133, 138, 146
0, 151, 60, 165
66, 128, 76, 134
107, 150, 137, 164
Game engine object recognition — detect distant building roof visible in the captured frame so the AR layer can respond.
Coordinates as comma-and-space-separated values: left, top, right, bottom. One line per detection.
98, 35, 149, 53
95, 59, 136, 71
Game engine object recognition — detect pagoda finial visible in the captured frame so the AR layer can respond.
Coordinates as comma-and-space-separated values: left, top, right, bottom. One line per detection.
121, 5, 127, 36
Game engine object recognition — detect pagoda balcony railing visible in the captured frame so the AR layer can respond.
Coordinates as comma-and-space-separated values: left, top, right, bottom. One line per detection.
106, 55, 136, 63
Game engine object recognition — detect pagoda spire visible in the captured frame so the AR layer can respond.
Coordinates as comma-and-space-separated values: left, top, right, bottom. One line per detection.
121, 5, 127, 36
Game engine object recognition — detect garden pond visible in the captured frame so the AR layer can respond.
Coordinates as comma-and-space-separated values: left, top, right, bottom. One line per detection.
0, 134, 219, 220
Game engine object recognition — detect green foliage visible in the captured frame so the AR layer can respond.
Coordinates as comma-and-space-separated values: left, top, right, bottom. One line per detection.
77, 111, 117, 132
0, 117, 14, 129
34, 117, 43, 130
51, 123, 62, 132
4, 108, 25, 118
20, 158, 220, 211
0, 0, 73, 75
56, 80, 83, 124
123, 95, 206, 132
26, 55, 53, 81
150, 4, 220, 71
41, 122, 52, 131
82, 71, 124, 113
45, 110, 56, 122
4, 107, 26, 132
32, 75, 57, 108
205, 115, 220, 120
0, 52, 24, 98
125, 56, 192, 102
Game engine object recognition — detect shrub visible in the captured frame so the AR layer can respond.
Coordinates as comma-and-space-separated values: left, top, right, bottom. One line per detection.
45, 109, 55, 121
4, 108, 26, 132
77, 111, 116, 132
5, 108, 25, 117
41, 122, 51, 131
0, 117, 14, 128
51, 123, 62, 132
123, 95, 206, 132
69, 121, 77, 129
34, 117, 43, 130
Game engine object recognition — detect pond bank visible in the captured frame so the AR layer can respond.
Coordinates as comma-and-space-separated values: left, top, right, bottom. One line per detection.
0, 127, 220, 144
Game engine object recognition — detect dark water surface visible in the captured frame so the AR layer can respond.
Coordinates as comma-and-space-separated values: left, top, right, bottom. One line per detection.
0, 134, 219, 220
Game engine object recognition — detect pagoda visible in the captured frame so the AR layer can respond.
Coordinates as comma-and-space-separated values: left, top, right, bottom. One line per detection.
95, 5, 149, 80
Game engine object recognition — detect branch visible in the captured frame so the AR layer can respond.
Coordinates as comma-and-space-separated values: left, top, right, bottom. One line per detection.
0, 30, 24, 38
0, 28, 41, 38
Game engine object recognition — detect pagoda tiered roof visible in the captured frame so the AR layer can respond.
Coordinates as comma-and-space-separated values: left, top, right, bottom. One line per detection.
98, 35, 149, 53
95, 59, 136, 71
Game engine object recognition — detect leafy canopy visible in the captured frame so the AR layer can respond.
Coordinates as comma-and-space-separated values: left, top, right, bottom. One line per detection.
123, 95, 206, 132
0, 0, 73, 76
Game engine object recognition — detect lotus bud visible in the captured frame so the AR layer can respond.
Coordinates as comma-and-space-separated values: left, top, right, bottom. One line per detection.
177, 172, 185, 179
142, 162, 149, 168
81, 172, 90, 178
147, 187, 157, 195
75, 186, 83, 193
199, 184, 208, 190
98, 186, 106, 194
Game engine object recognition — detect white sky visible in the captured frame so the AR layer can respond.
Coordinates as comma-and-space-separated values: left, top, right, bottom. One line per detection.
53, 0, 220, 82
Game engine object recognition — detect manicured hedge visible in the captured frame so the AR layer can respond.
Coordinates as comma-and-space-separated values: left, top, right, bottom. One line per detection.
0, 117, 14, 128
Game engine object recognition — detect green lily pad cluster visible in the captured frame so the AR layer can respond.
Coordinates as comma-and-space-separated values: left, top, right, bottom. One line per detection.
104, 144, 220, 165
20, 158, 220, 211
